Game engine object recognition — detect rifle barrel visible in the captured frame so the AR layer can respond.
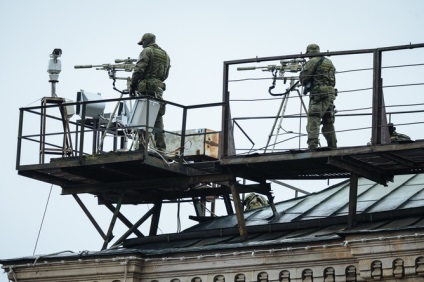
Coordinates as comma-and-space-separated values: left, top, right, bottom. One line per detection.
237, 66, 258, 71
74, 65, 95, 69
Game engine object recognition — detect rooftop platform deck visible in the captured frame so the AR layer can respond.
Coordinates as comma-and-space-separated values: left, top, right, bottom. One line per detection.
17, 140, 424, 204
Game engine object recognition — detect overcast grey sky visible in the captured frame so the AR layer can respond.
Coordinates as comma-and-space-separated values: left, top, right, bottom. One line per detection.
1, 1, 423, 280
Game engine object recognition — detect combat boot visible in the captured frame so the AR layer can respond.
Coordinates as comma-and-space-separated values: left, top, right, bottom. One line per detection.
307, 138, 319, 150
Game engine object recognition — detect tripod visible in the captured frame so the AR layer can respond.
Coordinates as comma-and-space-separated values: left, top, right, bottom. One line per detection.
264, 77, 308, 153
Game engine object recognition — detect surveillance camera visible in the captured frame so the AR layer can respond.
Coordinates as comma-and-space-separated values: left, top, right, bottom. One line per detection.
52, 48, 62, 57
48, 48, 62, 77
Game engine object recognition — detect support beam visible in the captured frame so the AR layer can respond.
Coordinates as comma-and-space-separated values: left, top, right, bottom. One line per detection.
101, 197, 144, 238
223, 194, 234, 215
378, 152, 416, 168
149, 201, 162, 236
72, 194, 107, 240
192, 197, 205, 217
348, 173, 359, 228
111, 206, 156, 248
265, 192, 279, 219
61, 173, 235, 195
270, 180, 311, 195
230, 183, 248, 240
221, 62, 230, 158
101, 193, 124, 250
327, 156, 392, 186
371, 49, 383, 145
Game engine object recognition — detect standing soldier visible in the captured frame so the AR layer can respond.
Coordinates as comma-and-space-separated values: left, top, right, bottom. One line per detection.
130, 33, 171, 153
300, 44, 337, 149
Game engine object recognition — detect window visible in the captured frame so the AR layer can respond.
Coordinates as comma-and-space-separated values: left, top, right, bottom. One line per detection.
279, 270, 290, 282
345, 266, 356, 282
393, 259, 404, 278
214, 275, 225, 282
302, 269, 313, 282
416, 256, 424, 276
192, 277, 202, 282
371, 261, 382, 280
323, 267, 335, 282
258, 272, 268, 282
235, 274, 245, 282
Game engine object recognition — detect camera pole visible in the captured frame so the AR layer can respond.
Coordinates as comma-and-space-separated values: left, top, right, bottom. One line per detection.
47, 49, 62, 97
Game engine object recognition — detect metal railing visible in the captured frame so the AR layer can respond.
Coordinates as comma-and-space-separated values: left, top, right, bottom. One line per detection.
16, 95, 224, 168
221, 43, 424, 157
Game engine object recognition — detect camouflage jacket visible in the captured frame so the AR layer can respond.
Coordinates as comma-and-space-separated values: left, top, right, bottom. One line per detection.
390, 132, 411, 142
300, 56, 336, 93
131, 43, 171, 88
244, 193, 269, 210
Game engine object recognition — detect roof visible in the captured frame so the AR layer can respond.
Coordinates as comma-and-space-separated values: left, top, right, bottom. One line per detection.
121, 174, 424, 255
2, 174, 424, 263
186, 174, 424, 230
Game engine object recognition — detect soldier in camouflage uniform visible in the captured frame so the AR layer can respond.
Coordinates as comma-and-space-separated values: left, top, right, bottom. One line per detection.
244, 193, 269, 210
388, 123, 411, 142
130, 33, 171, 153
300, 44, 337, 149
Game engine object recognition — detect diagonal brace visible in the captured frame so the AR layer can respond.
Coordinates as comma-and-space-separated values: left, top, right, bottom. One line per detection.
328, 156, 393, 186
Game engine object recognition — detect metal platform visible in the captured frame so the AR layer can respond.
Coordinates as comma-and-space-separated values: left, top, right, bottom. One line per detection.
221, 141, 424, 185
18, 141, 424, 202
18, 151, 233, 204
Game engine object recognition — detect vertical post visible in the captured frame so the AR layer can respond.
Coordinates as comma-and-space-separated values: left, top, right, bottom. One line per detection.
144, 97, 150, 156
79, 103, 86, 161
348, 173, 358, 228
16, 109, 24, 170
51, 82, 57, 98
210, 197, 216, 216
75, 123, 79, 155
371, 49, 383, 145
230, 183, 248, 240
92, 118, 98, 154
179, 107, 187, 163
149, 201, 162, 236
265, 192, 278, 218
223, 194, 234, 215
192, 197, 203, 217
220, 62, 230, 158
40, 99, 47, 164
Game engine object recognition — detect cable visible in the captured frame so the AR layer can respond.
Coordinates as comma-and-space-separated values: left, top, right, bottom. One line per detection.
33, 184, 53, 255
229, 77, 275, 83
384, 82, 424, 88
25, 97, 42, 107
192, 200, 218, 217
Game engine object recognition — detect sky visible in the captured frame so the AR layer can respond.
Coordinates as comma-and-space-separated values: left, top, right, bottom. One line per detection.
1, 0, 423, 280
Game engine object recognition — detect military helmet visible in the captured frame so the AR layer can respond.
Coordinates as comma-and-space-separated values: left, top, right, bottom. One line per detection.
138, 33, 156, 45
306, 43, 320, 54
388, 123, 396, 134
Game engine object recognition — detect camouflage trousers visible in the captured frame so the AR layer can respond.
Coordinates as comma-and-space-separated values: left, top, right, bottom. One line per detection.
137, 86, 166, 152
306, 94, 337, 149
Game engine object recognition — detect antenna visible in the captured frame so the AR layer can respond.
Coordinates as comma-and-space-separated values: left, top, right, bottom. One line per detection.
47, 48, 62, 97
